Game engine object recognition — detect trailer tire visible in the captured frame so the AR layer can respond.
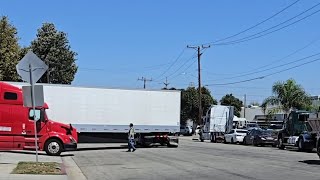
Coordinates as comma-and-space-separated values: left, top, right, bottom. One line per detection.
210, 133, 216, 143
44, 138, 63, 156
213, 134, 217, 143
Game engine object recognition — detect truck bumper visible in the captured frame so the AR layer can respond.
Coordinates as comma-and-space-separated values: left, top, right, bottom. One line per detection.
64, 143, 77, 151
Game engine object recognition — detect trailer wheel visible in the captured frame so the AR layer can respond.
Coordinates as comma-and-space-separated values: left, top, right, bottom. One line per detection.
210, 133, 215, 143
44, 139, 63, 156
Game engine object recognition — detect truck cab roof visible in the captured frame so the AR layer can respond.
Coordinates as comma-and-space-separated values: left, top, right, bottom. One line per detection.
0, 82, 23, 105
0, 82, 48, 108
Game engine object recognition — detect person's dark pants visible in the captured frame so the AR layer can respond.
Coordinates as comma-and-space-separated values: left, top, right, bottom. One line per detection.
128, 139, 136, 151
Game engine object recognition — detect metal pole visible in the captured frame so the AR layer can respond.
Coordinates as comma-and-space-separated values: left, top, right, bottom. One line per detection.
197, 46, 202, 125
29, 64, 39, 162
244, 94, 246, 118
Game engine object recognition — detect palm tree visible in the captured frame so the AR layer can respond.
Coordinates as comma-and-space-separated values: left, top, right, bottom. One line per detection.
261, 79, 311, 115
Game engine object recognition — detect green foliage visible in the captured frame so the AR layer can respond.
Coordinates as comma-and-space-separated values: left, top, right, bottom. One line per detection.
261, 79, 311, 114
180, 86, 217, 124
0, 16, 21, 81
30, 23, 78, 84
220, 94, 243, 117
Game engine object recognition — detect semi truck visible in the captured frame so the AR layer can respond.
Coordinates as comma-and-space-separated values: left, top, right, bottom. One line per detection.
277, 110, 318, 151
0, 82, 78, 156
10, 82, 180, 147
307, 117, 320, 158
200, 105, 234, 142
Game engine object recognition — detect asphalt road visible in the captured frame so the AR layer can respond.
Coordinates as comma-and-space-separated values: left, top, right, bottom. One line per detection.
71, 137, 320, 180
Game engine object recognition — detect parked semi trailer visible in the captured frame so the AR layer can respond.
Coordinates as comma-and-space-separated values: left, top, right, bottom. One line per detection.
277, 110, 318, 151
10, 82, 180, 147
201, 105, 234, 142
0, 82, 78, 156
307, 117, 320, 158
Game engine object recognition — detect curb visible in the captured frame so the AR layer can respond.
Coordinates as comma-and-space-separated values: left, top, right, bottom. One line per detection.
62, 156, 86, 180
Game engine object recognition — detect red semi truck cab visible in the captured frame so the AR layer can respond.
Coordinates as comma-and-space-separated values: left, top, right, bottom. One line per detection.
0, 82, 77, 156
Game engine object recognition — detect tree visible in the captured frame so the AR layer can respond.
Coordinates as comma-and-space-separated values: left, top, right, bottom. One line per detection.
220, 94, 243, 117
0, 16, 21, 81
180, 86, 217, 125
29, 23, 78, 84
261, 79, 311, 115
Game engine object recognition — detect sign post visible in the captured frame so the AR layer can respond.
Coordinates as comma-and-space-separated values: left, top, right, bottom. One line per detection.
16, 51, 48, 163
29, 64, 39, 162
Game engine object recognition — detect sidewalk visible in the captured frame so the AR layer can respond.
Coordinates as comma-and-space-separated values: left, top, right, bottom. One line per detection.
0, 151, 86, 180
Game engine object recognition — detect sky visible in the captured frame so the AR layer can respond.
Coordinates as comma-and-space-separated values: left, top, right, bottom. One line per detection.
1, 0, 320, 104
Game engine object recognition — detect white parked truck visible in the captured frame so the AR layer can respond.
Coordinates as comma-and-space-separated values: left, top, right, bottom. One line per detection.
201, 105, 234, 142
8, 82, 180, 147
307, 117, 320, 158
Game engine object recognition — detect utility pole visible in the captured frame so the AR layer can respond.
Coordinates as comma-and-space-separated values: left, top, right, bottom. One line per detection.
244, 94, 247, 118
163, 77, 170, 89
138, 77, 152, 89
187, 45, 210, 125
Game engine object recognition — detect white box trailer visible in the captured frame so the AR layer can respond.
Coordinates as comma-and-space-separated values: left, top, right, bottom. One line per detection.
7, 82, 180, 146
201, 105, 234, 142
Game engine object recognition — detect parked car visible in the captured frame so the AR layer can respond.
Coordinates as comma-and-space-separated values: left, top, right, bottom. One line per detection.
180, 126, 192, 136
243, 128, 276, 146
224, 129, 248, 144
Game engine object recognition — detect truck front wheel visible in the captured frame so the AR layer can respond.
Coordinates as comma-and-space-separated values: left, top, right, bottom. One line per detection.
317, 140, 320, 158
44, 139, 63, 156
298, 138, 305, 151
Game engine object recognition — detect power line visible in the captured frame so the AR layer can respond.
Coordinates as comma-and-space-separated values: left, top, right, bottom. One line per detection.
204, 0, 301, 45
204, 37, 320, 77
166, 48, 210, 81
164, 53, 197, 79
215, 3, 320, 45
154, 47, 187, 81
209, 51, 320, 82
169, 60, 197, 80
206, 57, 320, 86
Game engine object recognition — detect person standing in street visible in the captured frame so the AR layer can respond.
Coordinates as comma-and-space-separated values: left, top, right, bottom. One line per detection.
127, 123, 136, 152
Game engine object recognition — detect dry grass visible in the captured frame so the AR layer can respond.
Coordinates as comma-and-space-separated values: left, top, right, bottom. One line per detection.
11, 161, 63, 175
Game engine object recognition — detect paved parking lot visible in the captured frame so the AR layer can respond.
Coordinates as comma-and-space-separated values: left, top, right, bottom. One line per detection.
71, 137, 320, 180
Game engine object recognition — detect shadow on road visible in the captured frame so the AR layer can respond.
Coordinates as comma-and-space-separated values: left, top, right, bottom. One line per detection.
77, 144, 175, 151
77, 146, 128, 151
0, 150, 74, 157
299, 160, 320, 165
